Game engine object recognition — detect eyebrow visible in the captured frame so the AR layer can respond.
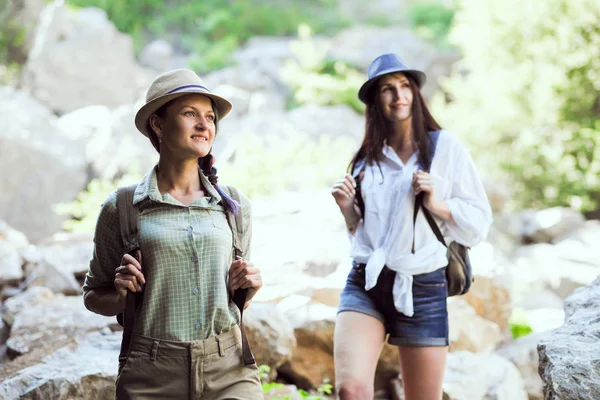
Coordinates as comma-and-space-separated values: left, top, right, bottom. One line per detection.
380, 79, 409, 86
180, 104, 215, 113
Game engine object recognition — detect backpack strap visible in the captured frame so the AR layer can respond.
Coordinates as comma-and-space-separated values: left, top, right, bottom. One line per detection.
352, 159, 367, 217
222, 185, 255, 366
115, 184, 142, 363
411, 130, 445, 253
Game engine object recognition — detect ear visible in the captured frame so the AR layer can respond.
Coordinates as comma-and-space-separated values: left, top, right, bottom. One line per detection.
149, 114, 163, 137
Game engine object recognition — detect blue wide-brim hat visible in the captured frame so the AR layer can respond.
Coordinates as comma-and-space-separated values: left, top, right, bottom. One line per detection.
358, 53, 427, 104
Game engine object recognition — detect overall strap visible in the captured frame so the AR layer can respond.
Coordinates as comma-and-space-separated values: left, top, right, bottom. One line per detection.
222, 186, 255, 365
116, 184, 141, 363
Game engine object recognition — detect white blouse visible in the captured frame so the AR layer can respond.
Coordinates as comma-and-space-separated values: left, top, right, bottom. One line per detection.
349, 130, 492, 316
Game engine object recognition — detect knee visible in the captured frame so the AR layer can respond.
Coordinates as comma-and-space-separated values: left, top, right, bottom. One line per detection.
337, 379, 373, 400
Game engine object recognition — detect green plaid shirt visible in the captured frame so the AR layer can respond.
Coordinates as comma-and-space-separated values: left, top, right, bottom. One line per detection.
83, 166, 251, 341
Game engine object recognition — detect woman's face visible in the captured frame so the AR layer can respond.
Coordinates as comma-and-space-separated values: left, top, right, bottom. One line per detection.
377, 72, 413, 122
151, 94, 216, 159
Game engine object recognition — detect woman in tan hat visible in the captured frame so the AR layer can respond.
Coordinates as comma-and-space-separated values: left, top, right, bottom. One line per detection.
82, 69, 263, 399
331, 54, 492, 399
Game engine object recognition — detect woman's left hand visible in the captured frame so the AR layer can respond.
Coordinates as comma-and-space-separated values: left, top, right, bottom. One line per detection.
229, 258, 262, 308
413, 170, 437, 209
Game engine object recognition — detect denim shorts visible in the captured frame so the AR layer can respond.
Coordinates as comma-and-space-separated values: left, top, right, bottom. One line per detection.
338, 262, 449, 347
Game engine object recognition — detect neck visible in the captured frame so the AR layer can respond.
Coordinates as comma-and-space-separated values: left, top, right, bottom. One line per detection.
387, 118, 415, 153
156, 156, 201, 195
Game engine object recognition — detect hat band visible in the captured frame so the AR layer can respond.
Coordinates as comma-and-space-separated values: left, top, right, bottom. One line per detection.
166, 84, 210, 95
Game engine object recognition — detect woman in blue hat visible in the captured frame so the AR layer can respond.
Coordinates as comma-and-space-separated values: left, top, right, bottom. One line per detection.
331, 54, 492, 399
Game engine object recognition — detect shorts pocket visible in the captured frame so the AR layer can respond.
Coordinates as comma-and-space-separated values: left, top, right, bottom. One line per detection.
412, 268, 446, 288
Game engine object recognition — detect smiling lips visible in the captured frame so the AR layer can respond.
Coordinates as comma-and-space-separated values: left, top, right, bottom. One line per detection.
191, 135, 208, 141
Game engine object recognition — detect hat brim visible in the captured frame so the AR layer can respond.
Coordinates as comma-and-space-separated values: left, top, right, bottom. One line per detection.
134, 89, 233, 138
358, 68, 427, 104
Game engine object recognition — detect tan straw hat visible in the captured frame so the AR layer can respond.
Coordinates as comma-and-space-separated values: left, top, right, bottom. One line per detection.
135, 69, 232, 138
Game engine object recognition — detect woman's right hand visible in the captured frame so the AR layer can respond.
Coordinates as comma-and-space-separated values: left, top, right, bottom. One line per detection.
331, 173, 357, 212
114, 250, 145, 300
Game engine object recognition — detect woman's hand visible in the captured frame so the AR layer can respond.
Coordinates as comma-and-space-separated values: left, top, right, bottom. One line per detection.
229, 257, 262, 308
331, 173, 357, 212
413, 170, 437, 209
114, 250, 145, 300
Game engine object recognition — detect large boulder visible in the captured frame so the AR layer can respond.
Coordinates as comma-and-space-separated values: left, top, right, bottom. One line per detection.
5, 290, 114, 358
497, 333, 547, 400
21, 3, 138, 114
244, 303, 296, 376
0, 86, 87, 242
443, 352, 528, 400
0, 331, 119, 400
538, 275, 600, 400
448, 299, 502, 353
3, 0, 46, 64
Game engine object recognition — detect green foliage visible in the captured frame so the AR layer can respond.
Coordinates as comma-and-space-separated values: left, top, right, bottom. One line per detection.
431, 0, 600, 212
67, 0, 350, 72
281, 24, 365, 113
509, 308, 533, 339
54, 174, 141, 233
219, 130, 357, 199
406, 1, 455, 47
259, 365, 333, 399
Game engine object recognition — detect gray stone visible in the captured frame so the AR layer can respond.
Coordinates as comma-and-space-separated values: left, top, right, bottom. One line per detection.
0, 331, 120, 400
0, 241, 23, 285
538, 275, 600, 400
139, 40, 173, 72
0, 86, 87, 242
21, 3, 138, 113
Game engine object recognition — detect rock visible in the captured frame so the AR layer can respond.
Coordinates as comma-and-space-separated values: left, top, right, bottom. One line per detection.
0, 331, 120, 400
538, 275, 600, 399
328, 26, 436, 72
448, 299, 502, 353
139, 40, 173, 72
0, 240, 23, 286
462, 275, 512, 337
443, 351, 528, 400
21, 3, 137, 113
0, 86, 87, 242
33, 232, 94, 279
3, 0, 46, 64
496, 333, 547, 400
6, 293, 114, 358
518, 290, 564, 311
277, 300, 400, 390
0, 221, 30, 250
521, 208, 586, 244
483, 179, 511, 214
244, 303, 295, 375
2, 287, 55, 328
524, 308, 565, 334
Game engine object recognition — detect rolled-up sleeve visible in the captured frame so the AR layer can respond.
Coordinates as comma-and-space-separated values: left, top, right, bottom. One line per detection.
238, 191, 252, 260
82, 191, 123, 296
444, 146, 493, 247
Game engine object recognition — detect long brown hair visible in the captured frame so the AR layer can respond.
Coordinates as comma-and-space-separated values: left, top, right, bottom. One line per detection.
350, 72, 442, 174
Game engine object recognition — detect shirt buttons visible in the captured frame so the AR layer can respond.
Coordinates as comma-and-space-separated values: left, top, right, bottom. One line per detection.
193, 287, 199, 295
191, 255, 198, 262
195, 322, 201, 329
183, 207, 190, 213
187, 226, 193, 233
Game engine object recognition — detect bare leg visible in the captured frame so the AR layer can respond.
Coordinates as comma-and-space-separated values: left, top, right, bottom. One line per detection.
398, 346, 447, 400
334, 311, 386, 400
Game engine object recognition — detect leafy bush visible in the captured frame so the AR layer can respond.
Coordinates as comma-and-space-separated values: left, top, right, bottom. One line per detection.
406, 1, 455, 47
259, 365, 333, 400
67, 0, 350, 72
218, 130, 357, 199
431, 0, 600, 212
281, 24, 365, 113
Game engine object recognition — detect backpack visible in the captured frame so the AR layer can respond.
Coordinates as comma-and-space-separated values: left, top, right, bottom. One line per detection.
115, 184, 255, 365
352, 130, 473, 297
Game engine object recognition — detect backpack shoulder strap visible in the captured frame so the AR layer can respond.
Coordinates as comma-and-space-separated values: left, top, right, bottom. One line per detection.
221, 185, 244, 259
116, 184, 140, 255
412, 130, 446, 253
115, 184, 141, 363
351, 159, 367, 217
220, 185, 255, 365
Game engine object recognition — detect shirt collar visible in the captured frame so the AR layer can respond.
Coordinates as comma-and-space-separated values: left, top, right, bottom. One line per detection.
133, 164, 222, 207
381, 144, 419, 168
